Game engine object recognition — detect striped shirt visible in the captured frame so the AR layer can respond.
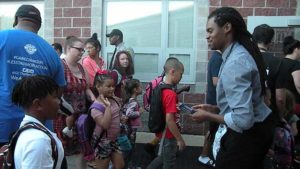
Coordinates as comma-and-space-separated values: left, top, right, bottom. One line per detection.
91, 98, 121, 141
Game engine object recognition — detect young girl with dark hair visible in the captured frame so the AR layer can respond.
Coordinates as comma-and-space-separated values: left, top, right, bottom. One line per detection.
266, 89, 297, 169
111, 50, 135, 98
82, 33, 105, 87
192, 7, 273, 169
121, 79, 143, 168
88, 70, 124, 169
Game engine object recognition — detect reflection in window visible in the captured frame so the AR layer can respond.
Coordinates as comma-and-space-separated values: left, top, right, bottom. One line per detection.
168, 1, 194, 48
105, 0, 195, 82
170, 54, 190, 75
135, 53, 159, 73
0, 2, 44, 37
107, 1, 162, 47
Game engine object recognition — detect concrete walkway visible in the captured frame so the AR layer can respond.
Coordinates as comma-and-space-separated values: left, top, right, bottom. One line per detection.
66, 132, 209, 169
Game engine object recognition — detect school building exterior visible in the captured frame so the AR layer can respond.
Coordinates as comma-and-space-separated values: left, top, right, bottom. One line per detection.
0, 0, 299, 135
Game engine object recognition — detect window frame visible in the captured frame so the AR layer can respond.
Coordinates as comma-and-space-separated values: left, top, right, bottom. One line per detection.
102, 0, 197, 84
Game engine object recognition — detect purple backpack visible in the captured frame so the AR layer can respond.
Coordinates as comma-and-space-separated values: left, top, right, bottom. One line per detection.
76, 102, 105, 161
273, 120, 295, 167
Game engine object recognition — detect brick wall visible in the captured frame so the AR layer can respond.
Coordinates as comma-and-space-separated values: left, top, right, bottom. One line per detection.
53, 0, 92, 46
209, 0, 297, 17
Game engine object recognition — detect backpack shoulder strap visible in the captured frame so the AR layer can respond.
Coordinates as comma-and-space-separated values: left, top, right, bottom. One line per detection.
158, 83, 173, 90
111, 97, 121, 107
112, 69, 122, 85
89, 102, 106, 114
9, 122, 58, 169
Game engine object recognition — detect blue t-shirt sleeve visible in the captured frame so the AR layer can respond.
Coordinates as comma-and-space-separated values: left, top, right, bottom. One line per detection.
54, 59, 66, 87
210, 52, 223, 77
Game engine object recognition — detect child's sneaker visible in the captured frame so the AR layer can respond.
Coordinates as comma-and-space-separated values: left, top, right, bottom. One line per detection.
198, 156, 215, 167
62, 127, 73, 138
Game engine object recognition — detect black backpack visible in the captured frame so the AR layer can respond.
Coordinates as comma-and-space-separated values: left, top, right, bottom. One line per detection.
0, 122, 58, 169
148, 83, 173, 133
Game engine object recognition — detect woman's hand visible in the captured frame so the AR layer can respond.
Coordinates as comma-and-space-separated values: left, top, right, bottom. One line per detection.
192, 104, 219, 113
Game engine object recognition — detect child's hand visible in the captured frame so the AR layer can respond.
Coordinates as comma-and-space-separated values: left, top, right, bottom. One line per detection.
176, 103, 181, 111
177, 139, 186, 151
120, 115, 128, 124
139, 107, 145, 113
66, 115, 75, 128
100, 95, 111, 107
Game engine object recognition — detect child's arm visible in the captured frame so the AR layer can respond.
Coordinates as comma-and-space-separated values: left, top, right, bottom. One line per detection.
66, 115, 75, 129
166, 113, 186, 151
291, 122, 298, 136
276, 88, 287, 115
125, 101, 140, 119
93, 97, 112, 129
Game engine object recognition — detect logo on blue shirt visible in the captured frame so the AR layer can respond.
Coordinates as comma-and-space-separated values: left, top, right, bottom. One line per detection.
24, 44, 37, 55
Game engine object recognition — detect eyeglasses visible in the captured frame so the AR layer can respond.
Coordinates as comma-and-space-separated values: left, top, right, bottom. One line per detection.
71, 46, 85, 53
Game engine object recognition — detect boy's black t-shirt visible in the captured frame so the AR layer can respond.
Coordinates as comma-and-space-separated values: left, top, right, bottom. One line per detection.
262, 52, 284, 118
279, 58, 300, 103
262, 52, 283, 91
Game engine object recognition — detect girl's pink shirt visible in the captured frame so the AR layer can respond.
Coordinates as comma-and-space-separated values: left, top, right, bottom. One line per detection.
91, 99, 121, 141
82, 56, 105, 87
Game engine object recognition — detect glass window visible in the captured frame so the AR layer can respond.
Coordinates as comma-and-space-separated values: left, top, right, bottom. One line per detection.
104, 0, 195, 83
0, 1, 44, 37
106, 1, 162, 48
169, 54, 190, 75
135, 53, 159, 73
168, 1, 194, 48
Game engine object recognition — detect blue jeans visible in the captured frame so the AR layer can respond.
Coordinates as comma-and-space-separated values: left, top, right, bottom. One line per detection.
146, 138, 177, 169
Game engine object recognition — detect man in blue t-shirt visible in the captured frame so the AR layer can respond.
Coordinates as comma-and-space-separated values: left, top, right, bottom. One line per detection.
0, 5, 66, 145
